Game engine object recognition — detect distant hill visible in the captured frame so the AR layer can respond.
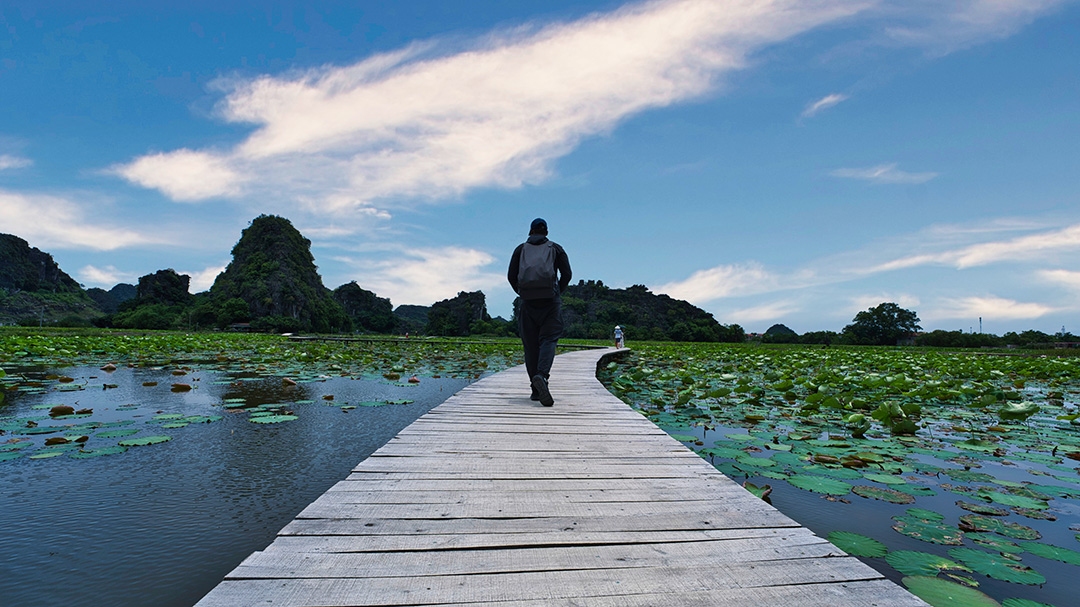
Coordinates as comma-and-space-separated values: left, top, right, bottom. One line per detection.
560, 281, 743, 342
206, 215, 350, 333
393, 305, 429, 335
0, 233, 100, 325
86, 283, 136, 314
334, 281, 395, 333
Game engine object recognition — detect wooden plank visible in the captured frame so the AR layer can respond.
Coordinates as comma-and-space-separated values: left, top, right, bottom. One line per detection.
195, 348, 927, 607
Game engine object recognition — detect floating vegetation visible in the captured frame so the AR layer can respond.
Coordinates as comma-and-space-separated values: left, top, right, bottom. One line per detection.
902, 575, 1002, 607
598, 342, 1080, 606
827, 531, 887, 557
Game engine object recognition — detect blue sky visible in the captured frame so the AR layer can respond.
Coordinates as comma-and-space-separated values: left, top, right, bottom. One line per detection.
2, 0, 1078, 334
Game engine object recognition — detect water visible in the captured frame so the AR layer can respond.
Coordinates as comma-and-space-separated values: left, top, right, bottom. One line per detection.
0, 364, 469, 607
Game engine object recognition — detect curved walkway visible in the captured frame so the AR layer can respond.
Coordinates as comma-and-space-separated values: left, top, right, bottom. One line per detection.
196, 348, 927, 606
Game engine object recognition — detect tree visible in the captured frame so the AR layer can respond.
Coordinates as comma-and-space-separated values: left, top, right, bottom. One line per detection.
841, 302, 921, 346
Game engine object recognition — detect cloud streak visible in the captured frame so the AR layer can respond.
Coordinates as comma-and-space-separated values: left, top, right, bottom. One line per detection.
830, 163, 938, 184
114, 0, 866, 211
801, 93, 848, 117
0, 154, 31, 170
930, 296, 1056, 321
339, 246, 505, 307
0, 188, 156, 251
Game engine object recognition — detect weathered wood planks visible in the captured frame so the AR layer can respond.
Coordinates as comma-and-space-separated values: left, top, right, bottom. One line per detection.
195, 348, 927, 607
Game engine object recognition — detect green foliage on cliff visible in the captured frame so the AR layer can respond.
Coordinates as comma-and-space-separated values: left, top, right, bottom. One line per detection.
334, 281, 395, 333
559, 281, 743, 342
0, 233, 99, 325
208, 215, 350, 333
426, 291, 509, 337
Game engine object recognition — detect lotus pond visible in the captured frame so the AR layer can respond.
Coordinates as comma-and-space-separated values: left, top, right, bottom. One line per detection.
598, 343, 1080, 607
0, 330, 525, 606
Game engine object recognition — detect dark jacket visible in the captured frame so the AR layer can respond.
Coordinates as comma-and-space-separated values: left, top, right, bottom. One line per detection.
508, 234, 572, 300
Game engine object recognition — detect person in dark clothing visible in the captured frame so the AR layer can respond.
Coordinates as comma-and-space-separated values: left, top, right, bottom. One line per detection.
507, 218, 572, 406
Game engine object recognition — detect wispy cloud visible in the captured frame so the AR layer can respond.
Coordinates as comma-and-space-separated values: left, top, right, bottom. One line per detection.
339, 246, 504, 307
656, 262, 791, 304
183, 265, 226, 293
830, 163, 938, 184
801, 93, 848, 118
0, 154, 31, 170
0, 188, 156, 251
728, 300, 801, 324
1039, 269, 1080, 290
113, 0, 866, 211
79, 265, 138, 287
881, 0, 1073, 55
868, 223, 1080, 272
930, 296, 1057, 320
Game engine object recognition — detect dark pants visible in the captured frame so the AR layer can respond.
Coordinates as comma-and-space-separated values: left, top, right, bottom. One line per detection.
518, 297, 563, 380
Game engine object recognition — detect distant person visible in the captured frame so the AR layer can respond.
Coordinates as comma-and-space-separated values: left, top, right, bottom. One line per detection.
614, 325, 624, 349
508, 218, 572, 407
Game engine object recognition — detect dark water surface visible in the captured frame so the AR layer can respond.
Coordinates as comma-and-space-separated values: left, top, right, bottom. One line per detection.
0, 365, 469, 607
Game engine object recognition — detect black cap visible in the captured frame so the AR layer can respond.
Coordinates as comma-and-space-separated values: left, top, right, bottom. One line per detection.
530, 217, 548, 235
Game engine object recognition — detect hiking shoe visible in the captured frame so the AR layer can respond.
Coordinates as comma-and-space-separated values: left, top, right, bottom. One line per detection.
531, 374, 554, 407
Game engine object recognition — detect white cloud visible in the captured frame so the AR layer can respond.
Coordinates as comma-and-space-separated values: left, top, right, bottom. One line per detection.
850, 293, 921, 312
112, 149, 243, 201
801, 93, 848, 117
830, 163, 938, 184
0, 188, 156, 250
115, 0, 866, 210
0, 154, 31, 170
1039, 269, 1080, 290
882, 0, 1072, 55
931, 296, 1057, 320
869, 222, 1080, 272
728, 300, 801, 324
656, 262, 789, 304
78, 265, 138, 287
182, 265, 226, 293
343, 246, 504, 306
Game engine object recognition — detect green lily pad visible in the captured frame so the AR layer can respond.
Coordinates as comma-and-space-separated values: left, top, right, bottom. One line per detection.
893, 511, 964, 545
669, 434, 698, 443
118, 435, 172, 447
959, 515, 1040, 540
978, 490, 1049, 510
787, 474, 853, 495
967, 532, 1023, 554
0, 451, 23, 462
827, 531, 887, 557
28, 450, 66, 459
853, 484, 916, 504
957, 500, 1009, 516
1018, 541, 1080, 565
948, 547, 1045, 585
886, 550, 972, 576
863, 473, 907, 485
1000, 599, 1056, 607
902, 576, 1001, 607
249, 415, 298, 424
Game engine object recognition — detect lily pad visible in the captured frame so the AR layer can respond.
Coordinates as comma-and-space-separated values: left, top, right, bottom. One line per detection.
69, 446, 128, 458
948, 547, 1045, 585
863, 473, 907, 485
1000, 599, 1056, 607
978, 490, 1049, 510
902, 576, 1001, 607
827, 531, 887, 557
1018, 541, 1080, 566
853, 484, 916, 504
893, 511, 964, 545
886, 550, 972, 576
959, 515, 1040, 540
118, 435, 172, 447
249, 415, 299, 424
787, 474, 853, 495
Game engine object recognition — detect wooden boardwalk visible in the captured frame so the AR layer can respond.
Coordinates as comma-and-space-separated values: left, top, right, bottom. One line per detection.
196, 348, 927, 607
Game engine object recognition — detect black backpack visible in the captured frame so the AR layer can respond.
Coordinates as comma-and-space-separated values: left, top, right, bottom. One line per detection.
517, 241, 559, 300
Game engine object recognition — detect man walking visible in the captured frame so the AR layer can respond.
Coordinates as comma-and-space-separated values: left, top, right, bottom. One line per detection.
508, 218, 572, 407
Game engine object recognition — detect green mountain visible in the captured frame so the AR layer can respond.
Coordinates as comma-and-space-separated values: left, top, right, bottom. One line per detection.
560, 281, 743, 342
207, 215, 350, 333
0, 233, 100, 325
334, 281, 395, 333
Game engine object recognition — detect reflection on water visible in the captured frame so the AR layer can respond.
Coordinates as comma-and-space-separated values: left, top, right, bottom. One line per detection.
0, 365, 468, 607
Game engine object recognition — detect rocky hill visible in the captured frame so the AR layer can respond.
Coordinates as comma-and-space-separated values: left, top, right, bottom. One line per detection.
207, 215, 350, 333
0, 233, 100, 325
560, 280, 743, 342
